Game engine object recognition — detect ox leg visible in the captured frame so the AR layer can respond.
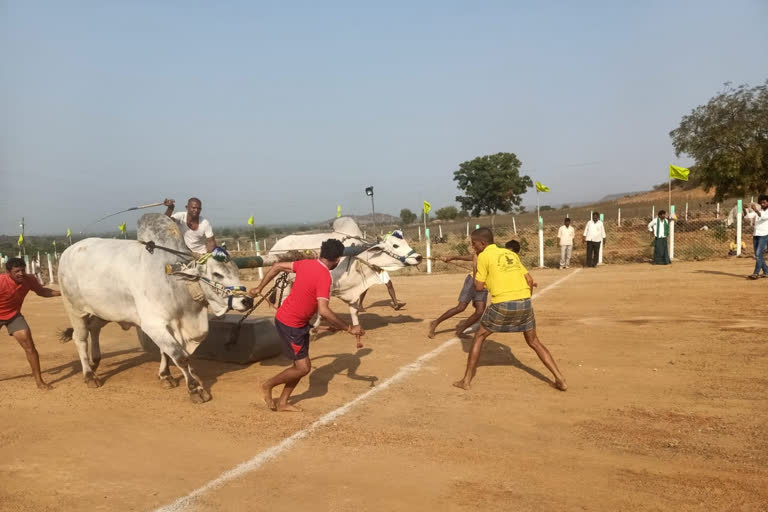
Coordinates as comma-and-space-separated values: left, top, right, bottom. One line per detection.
349, 303, 363, 349
71, 316, 101, 388
86, 317, 108, 372
141, 324, 210, 404
158, 352, 178, 389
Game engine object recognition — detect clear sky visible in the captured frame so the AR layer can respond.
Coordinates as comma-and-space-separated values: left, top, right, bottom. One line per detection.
2, 1, 766, 235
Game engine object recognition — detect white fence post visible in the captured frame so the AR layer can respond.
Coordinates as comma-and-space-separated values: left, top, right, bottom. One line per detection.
47, 253, 54, 284
685, 202, 688, 221
255, 240, 264, 279
425, 228, 432, 274
652, 205, 655, 218
465, 222, 469, 237
617, 208, 621, 227
418, 226, 422, 242
598, 213, 605, 265
438, 225, 442, 239
716, 202, 720, 219
237, 240, 241, 251
513, 217, 517, 235
538, 216, 545, 268
669, 205, 676, 260
736, 200, 743, 256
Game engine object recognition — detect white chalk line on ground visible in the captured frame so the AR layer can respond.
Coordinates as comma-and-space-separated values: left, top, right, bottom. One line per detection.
153, 268, 582, 512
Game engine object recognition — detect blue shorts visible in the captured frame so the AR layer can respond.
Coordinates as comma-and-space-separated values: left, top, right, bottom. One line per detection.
274, 318, 311, 360
458, 275, 488, 305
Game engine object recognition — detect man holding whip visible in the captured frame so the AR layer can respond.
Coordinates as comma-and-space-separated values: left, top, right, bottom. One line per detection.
164, 197, 217, 254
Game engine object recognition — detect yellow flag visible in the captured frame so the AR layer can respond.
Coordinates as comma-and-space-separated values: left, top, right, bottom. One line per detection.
119, 222, 127, 233
53, 240, 56, 247
247, 215, 254, 226
66, 228, 71, 238
535, 181, 550, 192
669, 164, 690, 181
423, 201, 431, 215
336, 205, 342, 218
17, 233, 23, 245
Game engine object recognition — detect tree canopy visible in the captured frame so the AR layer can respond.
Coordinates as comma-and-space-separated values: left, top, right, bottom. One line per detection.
435, 206, 458, 220
453, 152, 532, 216
400, 208, 417, 225
670, 81, 768, 201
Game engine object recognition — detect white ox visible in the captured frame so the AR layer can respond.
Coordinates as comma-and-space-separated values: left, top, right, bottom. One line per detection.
269, 218, 422, 330
58, 214, 253, 403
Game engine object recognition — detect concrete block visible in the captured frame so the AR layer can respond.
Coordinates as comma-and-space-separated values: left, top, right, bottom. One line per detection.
137, 314, 283, 364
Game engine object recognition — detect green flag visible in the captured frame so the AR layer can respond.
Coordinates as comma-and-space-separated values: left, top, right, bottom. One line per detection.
66, 228, 71, 238
336, 205, 342, 218
669, 164, 690, 181
535, 181, 550, 192
247, 215, 254, 226
423, 201, 431, 215
119, 222, 127, 234
17, 233, 23, 246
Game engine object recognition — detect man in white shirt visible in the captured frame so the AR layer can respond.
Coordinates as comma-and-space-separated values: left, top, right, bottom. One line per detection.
557, 218, 575, 269
648, 210, 671, 265
163, 197, 217, 254
582, 212, 606, 268
744, 195, 768, 280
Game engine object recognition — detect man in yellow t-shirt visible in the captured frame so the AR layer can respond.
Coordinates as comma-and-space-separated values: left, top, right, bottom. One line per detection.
453, 228, 567, 392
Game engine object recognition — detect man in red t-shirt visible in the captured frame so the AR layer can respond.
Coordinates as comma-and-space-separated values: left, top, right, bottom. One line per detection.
0, 258, 61, 390
248, 239, 364, 412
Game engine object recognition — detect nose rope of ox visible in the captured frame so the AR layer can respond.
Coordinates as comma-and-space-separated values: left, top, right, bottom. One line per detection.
225, 272, 290, 349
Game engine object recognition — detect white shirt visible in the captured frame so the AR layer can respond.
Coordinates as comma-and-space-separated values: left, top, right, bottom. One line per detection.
648, 218, 669, 239
583, 220, 606, 243
557, 225, 575, 245
745, 209, 768, 237
171, 212, 214, 253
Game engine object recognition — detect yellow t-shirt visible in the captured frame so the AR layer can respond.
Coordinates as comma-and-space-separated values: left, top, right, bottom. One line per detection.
475, 244, 531, 303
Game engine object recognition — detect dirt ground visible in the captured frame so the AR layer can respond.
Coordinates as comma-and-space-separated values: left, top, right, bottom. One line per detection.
1, 259, 766, 512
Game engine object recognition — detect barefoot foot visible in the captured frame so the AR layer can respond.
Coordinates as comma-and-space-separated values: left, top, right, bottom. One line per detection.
262, 383, 276, 410
277, 403, 303, 412
37, 381, 53, 391
452, 379, 471, 391
427, 320, 438, 339
553, 379, 568, 391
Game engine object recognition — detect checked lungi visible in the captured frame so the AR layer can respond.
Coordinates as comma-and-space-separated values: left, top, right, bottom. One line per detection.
480, 298, 536, 333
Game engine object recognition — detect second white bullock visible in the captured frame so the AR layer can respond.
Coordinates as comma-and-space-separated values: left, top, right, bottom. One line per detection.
269, 218, 422, 331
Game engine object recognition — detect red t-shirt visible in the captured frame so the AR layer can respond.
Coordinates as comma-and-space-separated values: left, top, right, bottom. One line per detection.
0, 273, 45, 320
275, 260, 332, 328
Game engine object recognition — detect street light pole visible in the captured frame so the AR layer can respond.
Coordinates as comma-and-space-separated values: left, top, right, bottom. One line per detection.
365, 186, 377, 233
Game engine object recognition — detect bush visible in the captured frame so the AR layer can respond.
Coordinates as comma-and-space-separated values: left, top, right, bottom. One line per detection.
436, 206, 459, 220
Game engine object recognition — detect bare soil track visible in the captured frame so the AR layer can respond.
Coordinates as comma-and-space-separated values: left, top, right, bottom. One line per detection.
1, 259, 766, 511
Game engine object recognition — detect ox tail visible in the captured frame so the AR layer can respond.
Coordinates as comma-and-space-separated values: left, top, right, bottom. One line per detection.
58, 327, 74, 343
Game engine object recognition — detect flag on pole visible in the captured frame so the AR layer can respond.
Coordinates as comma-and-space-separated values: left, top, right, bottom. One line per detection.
669, 165, 690, 181
336, 205, 342, 218
118, 222, 127, 234
535, 181, 550, 192
247, 215, 254, 226
423, 201, 431, 215
66, 228, 71, 238
52, 240, 56, 247
17, 234, 23, 245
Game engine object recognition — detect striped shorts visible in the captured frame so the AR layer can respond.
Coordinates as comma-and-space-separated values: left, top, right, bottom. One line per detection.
480, 298, 536, 333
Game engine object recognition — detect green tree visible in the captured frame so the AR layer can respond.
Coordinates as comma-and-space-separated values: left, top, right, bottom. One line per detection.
400, 208, 417, 224
435, 206, 458, 220
670, 81, 768, 200
453, 152, 532, 217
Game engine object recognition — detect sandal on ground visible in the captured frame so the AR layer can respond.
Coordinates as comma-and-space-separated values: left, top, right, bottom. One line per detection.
748, 274, 760, 280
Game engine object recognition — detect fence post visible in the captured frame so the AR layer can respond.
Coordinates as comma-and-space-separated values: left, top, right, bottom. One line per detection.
598, 213, 605, 265
475, 224, 480, 230
47, 253, 54, 284
736, 200, 743, 256
237, 240, 241, 251
513, 217, 517, 235
617, 208, 621, 227
425, 228, 432, 274
685, 202, 688, 221
418, 226, 422, 242
465, 222, 469, 237
652, 205, 655, 218
669, 205, 676, 260
438, 224, 442, 239
255, 240, 264, 279
538, 216, 545, 268
716, 203, 720, 219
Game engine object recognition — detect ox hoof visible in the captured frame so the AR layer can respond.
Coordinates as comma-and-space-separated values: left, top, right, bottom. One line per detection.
160, 376, 178, 389
189, 388, 211, 404
85, 374, 102, 389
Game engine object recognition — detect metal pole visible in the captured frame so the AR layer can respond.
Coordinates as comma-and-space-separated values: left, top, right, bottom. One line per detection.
47, 253, 54, 284
618, 208, 621, 227
669, 205, 676, 260
513, 217, 517, 235
426, 228, 432, 274
538, 216, 544, 268
370, 195, 377, 233
598, 213, 605, 265
736, 200, 743, 256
